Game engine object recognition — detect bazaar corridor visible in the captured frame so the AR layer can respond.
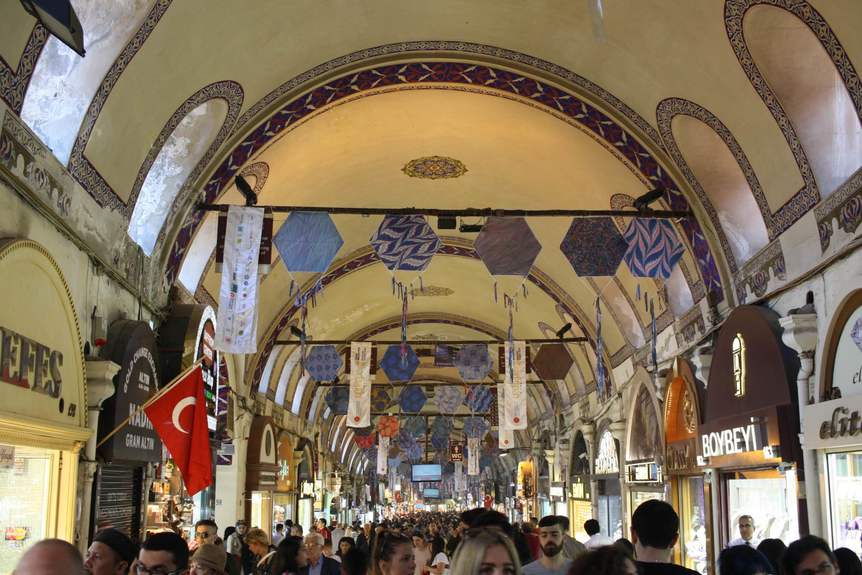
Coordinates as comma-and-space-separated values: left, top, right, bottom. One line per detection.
0, 1, 861, 574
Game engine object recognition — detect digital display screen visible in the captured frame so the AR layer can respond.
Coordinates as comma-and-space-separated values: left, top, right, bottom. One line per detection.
411, 464, 442, 482
423, 488, 441, 499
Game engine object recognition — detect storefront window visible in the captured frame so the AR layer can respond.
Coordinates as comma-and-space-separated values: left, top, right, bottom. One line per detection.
827, 451, 862, 556
677, 476, 709, 575
0, 445, 53, 572
726, 469, 799, 545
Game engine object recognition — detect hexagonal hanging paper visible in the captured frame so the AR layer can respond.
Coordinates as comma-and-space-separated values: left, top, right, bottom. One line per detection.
431, 416, 453, 437
430, 429, 450, 449
463, 417, 490, 438
532, 343, 575, 380
434, 386, 465, 414
405, 441, 424, 462
398, 430, 419, 452
304, 345, 343, 382
623, 218, 685, 279
274, 211, 344, 273
465, 385, 494, 413
402, 415, 427, 438
380, 345, 420, 382
474, 217, 542, 276
399, 384, 428, 413
455, 344, 493, 382
560, 217, 627, 276
370, 215, 441, 272
376, 415, 399, 437
324, 386, 349, 414
370, 388, 392, 412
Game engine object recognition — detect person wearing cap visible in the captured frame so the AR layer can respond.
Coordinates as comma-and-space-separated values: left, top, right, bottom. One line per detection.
190, 543, 228, 575
84, 528, 138, 575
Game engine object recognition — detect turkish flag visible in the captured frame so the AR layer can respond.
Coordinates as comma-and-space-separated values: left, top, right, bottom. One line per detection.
144, 367, 212, 495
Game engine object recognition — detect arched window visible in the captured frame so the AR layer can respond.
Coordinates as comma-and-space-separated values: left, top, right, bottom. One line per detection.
274, 348, 301, 406
128, 99, 228, 255
732, 334, 746, 397
744, 6, 862, 198
20, 1, 156, 165
671, 115, 769, 264
257, 345, 282, 395
291, 373, 311, 415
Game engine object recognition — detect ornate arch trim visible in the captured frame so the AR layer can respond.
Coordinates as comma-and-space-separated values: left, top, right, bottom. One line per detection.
0, 24, 48, 112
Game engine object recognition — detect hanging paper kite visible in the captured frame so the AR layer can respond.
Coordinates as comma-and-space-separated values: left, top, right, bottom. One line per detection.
324, 387, 350, 415
397, 430, 419, 451
399, 384, 428, 413
274, 212, 344, 274
623, 218, 685, 279
430, 416, 453, 449
465, 385, 494, 413
595, 297, 607, 397
532, 344, 574, 381
559, 217, 627, 276
455, 344, 493, 382
430, 429, 450, 450
475, 217, 542, 277
405, 441, 424, 462
376, 415, 400, 438
304, 345, 343, 382
402, 415, 427, 438
370, 215, 441, 274
380, 344, 420, 382
434, 386, 465, 415
463, 417, 490, 438
370, 387, 393, 412
434, 344, 457, 367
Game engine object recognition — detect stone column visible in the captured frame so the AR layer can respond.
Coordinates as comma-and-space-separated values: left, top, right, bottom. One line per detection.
779, 312, 820, 536
79, 360, 120, 553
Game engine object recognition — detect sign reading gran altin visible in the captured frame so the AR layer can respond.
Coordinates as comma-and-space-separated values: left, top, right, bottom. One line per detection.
700, 422, 762, 458
0, 326, 63, 398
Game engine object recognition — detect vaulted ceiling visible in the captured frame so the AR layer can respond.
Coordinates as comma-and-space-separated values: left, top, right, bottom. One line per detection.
2, 0, 860, 475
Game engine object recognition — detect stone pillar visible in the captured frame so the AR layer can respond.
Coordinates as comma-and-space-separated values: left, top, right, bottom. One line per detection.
79, 360, 120, 553
779, 312, 820, 535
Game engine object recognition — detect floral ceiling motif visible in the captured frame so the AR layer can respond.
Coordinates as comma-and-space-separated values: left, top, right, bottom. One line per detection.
402, 156, 467, 180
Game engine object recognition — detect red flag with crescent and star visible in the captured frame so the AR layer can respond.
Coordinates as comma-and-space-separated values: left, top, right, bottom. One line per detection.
144, 366, 212, 495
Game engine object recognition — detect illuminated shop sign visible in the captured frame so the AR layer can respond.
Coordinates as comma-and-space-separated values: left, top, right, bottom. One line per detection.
700, 422, 762, 458
595, 430, 619, 475
626, 462, 662, 484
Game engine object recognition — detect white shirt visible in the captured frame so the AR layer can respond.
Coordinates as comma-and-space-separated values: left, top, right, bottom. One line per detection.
331, 527, 345, 548
585, 534, 615, 549
727, 537, 760, 548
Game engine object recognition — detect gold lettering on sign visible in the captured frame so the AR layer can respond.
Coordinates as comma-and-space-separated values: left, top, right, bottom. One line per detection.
0, 326, 63, 398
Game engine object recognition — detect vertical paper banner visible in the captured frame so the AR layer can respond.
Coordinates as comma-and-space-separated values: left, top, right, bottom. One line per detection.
377, 435, 389, 476
467, 437, 480, 476
215, 206, 264, 353
504, 340, 528, 430
454, 461, 464, 492
347, 342, 372, 428
497, 380, 514, 450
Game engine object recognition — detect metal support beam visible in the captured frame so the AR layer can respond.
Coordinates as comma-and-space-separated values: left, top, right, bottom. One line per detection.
314, 380, 549, 386
275, 337, 586, 346
198, 203, 690, 219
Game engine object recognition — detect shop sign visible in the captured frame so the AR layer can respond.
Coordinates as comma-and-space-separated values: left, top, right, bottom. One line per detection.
803, 397, 862, 449
665, 439, 703, 472
570, 477, 590, 500
98, 321, 162, 463
595, 430, 619, 475
450, 443, 464, 462
626, 462, 662, 484
700, 421, 762, 458
0, 326, 64, 398
0, 444, 13, 469
831, 304, 862, 398
549, 485, 564, 497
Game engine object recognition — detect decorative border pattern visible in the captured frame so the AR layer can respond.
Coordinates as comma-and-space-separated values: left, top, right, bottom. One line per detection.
724, 0, 862, 230
166, 60, 723, 304
0, 24, 48, 113
733, 238, 786, 303
125, 80, 244, 218
815, 168, 862, 252
402, 155, 467, 179
675, 306, 706, 349
656, 97, 776, 272
67, 0, 173, 210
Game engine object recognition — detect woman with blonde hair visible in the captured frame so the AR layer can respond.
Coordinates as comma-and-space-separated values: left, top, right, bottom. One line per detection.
245, 527, 276, 574
450, 528, 522, 575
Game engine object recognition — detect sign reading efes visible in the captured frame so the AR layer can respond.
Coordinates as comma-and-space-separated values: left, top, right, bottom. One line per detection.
0, 326, 63, 398
700, 421, 763, 458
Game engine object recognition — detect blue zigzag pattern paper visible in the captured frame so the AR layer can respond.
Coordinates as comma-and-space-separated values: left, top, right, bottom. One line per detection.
370, 215, 441, 272
623, 218, 685, 279
463, 417, 490, 438
465, 385, 494, 413
435, 386, 465, 414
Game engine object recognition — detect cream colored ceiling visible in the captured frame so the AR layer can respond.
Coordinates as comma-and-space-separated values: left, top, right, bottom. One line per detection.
0, 3, 34, 69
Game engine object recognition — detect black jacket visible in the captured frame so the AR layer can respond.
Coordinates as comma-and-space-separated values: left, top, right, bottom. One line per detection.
301, 556, 342, 575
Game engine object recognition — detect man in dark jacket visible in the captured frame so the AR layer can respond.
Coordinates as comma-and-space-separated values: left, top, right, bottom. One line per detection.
302, 533, 341, 575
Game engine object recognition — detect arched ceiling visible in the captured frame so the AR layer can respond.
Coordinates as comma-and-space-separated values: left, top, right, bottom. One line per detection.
3, 0, 861, 473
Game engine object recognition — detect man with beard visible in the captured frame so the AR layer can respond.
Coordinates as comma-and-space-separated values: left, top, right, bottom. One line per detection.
522, 516, 572, 575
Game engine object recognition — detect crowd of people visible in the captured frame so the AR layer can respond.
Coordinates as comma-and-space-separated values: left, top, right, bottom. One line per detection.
9, 500, 862, 575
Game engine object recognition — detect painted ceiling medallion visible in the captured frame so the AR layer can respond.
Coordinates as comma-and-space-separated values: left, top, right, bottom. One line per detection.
402, 156, 467, 180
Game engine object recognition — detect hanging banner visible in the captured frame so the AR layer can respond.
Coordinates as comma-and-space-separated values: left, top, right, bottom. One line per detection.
454, 461, 464, 492
503, 341, 528, 430
215, 206, 264, 353
467, 437, 480, 476
377, 435, 389, 476
497, 378, 514, 449
347, 342, 372, 428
